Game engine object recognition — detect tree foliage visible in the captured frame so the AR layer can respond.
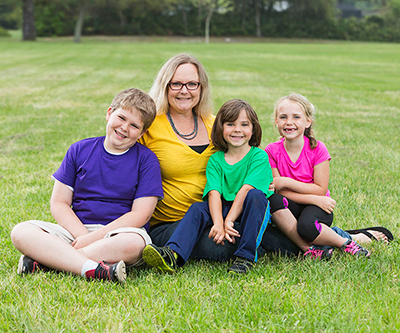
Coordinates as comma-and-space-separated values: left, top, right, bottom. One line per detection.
1, 0, 399, 42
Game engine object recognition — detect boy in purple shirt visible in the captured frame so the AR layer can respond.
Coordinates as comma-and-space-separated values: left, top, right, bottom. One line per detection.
11, 88, 163, 283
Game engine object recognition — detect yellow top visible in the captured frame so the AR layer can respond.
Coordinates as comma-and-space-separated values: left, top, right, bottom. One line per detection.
139, 114, 217, 227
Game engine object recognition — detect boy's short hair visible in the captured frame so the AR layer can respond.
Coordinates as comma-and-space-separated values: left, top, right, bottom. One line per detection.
212, 99, 262, 152
109, 88, 157, 133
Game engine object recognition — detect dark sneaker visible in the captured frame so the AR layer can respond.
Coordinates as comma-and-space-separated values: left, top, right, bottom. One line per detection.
142, 244, 178, 273
304, 247, 334, 261
341, 240, 371, 257
228, 257, 255, 274
86, 260, 126, 282
17, 255, 47, 275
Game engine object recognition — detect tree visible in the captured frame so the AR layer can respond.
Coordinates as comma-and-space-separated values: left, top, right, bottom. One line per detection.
22, 0, 36, 40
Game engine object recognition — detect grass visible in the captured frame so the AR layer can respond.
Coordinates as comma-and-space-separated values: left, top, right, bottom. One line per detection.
1, 35, 399, 332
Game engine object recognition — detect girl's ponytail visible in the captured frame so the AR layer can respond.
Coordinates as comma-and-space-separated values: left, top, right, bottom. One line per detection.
304, 126, 317, 149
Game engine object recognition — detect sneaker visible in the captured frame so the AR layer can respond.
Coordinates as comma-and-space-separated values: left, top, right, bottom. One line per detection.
86, 260, 126, 282
227, 257, 255, 274
341, 240, 371, 257
17, 255, 47, 275
142, 244, 178, 273
304, 247, 334, 261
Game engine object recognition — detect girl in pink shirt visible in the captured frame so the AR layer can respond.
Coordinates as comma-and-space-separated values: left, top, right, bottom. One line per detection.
265, 93, 370, 259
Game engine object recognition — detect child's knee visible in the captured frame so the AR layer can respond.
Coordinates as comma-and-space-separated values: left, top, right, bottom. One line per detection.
10, 222, 33, 245
297, 219, 321, 242
245, 189, 264, 202
269, 193, 289, 214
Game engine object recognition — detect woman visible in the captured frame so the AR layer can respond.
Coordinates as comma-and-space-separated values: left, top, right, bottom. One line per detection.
139, 53, 301, 261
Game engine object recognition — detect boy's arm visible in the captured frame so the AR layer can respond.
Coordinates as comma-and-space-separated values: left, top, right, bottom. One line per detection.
50, 180, 89, 238
72, 195, 158, 249
224, 184, 254, 243
208, 190, 226, 245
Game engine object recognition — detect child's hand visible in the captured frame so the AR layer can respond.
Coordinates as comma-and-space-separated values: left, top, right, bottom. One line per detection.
209, 224, 225, 245
314, 196, 336, 214
269, 181, 275, 193
272, 177, 286, 192
72, 233, 97, 249
225, 220, 240, 244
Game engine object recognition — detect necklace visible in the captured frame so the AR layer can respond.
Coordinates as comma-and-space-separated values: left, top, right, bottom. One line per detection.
167, 110, 198, 140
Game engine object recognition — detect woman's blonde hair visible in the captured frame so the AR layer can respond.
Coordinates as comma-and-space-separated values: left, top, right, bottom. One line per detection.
274, 93, 317, 149
149, 53, 212, 118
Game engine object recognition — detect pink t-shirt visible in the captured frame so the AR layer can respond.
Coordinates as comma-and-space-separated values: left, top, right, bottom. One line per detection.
265, 136, 331, 197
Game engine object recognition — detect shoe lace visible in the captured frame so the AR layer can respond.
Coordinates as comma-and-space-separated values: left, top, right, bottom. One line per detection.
96, 262, 111, 280
304, 248, 323, 259
343, 241, 362, 255
233, 257, 253, 268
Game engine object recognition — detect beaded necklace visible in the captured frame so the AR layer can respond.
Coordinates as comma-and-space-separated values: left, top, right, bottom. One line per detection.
167, 110, 198, 140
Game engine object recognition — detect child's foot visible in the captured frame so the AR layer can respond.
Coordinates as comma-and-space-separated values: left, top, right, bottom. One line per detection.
227, 257, 255, 274
142, 244, 178, 273
340, 240, 370, 257
304, 247, 333, 261
86, 260, 126, 283
18, 255, 48, 275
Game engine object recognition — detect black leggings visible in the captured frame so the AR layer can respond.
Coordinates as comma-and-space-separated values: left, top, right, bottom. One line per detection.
269, 193, 334, 242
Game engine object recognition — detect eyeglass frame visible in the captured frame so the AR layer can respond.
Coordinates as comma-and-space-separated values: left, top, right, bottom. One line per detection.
168, 81, 201, 91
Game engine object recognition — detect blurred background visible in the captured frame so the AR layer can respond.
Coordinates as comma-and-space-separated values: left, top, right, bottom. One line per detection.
1, 0, 400, 43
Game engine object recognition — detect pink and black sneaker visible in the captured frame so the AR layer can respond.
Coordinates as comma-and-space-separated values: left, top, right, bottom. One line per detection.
304, 247, 334, 261
341, 240, 370, 257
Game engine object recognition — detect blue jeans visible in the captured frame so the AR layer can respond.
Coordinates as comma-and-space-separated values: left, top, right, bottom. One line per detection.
164, 189, 270, 263
313, 226, 352, 251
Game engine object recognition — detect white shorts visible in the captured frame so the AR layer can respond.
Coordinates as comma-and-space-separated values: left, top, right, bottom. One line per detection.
26, 220, 152, 267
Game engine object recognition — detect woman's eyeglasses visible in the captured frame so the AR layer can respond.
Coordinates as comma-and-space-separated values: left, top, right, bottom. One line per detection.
168, 81, 201, 91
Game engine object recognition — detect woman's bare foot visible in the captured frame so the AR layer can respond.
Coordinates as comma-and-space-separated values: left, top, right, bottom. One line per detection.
351, 230, 389, 245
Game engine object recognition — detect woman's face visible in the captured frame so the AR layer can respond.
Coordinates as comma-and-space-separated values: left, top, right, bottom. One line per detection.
167, 63, 201, 115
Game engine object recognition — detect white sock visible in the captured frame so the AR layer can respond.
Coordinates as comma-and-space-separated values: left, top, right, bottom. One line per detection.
81, 260, 98, 277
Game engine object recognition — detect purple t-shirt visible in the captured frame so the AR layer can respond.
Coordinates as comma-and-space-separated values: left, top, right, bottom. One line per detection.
53, 136, 163, 227
265, 136, 331, 196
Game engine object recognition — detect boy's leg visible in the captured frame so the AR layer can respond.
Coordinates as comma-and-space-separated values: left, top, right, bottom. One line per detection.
78, 229, 149, 266
232, 189, 270, 263
11, 221, 127, 281
11, 221, 88, 275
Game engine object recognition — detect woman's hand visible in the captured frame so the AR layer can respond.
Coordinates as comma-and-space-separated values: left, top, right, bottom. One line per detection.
209, 224, 226, 245
224, 220, 240, 244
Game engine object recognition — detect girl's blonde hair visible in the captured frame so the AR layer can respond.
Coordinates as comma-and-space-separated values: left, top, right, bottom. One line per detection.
274, 93, 317, 149
148, 53, 212, 118
211, 99, 262, 153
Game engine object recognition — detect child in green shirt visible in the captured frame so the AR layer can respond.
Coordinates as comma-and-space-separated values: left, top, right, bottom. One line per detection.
142, 99, 273, 274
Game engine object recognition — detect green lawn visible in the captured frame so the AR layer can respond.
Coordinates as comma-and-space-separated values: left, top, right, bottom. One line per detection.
1, 36, 399, 332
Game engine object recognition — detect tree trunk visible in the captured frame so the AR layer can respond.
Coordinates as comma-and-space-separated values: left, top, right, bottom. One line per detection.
198, 0, 203, 35
205, 0, 216, 44
22, 0, 36, 41
74, 7, 85, 43
255, 0, 262, 37
182, 6, 188, 35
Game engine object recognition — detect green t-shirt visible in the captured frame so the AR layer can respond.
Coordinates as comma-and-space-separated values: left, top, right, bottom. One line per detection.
203, 146, 274, 201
